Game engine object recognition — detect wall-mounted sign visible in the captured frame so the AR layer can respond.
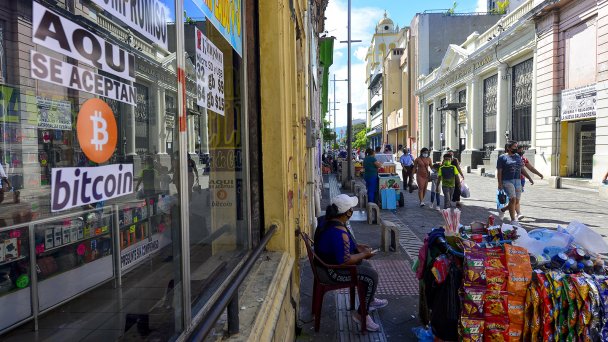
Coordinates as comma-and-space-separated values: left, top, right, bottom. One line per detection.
32, 2, 135, 81
51, 164, 133, 212
30, 51, 136, 105
90, 0, 169, 49
77, 98, 118, 163
561, 84, 597, 122
195, 27, 225, 115
192, 0, 242, 56
36, 97, 72, 131
121, 239, 160, 269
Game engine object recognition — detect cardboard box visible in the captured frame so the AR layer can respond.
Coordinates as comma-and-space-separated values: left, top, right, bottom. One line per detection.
4, 238, 18, 259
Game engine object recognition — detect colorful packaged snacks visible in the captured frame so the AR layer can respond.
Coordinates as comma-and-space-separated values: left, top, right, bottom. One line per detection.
505, 245, 532, 297
507, 297, 525, 325
461, 318, 484, 342
432, 254, 450, 284
535, 271, 556, 341
523, 280, 542, 342
484, 318, 509, 342
462, 286, 485, 319
485, 247, 506, 270
465, 247, 487, 286
486, 226, 503, 243
486, 268, 508, 292
507, 325, 523, 342
484, 291, 508, 318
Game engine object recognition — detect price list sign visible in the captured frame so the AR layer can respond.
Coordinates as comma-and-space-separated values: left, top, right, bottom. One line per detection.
195, 27, 225, 116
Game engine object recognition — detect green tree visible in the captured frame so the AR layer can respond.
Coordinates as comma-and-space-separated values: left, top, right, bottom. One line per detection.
491, 0, 509, 14
353, 127, 369, 149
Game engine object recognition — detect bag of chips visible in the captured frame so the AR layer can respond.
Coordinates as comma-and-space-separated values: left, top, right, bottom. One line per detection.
465, 247, 487, 287
462, 286, 485, 318
461, 318, 484, 342
486, 268, 508, 292
505, 244, 533, 297
485, 247, 506, 270
535, 272, 556, 341
523, 279, 542, 342
484, 291, 508, 318
484, 318, 509, 342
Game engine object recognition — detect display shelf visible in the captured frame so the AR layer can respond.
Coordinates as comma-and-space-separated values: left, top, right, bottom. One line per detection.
0, 255, 27, 267
36, 232, 111, 256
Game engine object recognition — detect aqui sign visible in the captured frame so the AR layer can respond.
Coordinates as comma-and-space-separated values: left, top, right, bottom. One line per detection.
192, 0, 243, 56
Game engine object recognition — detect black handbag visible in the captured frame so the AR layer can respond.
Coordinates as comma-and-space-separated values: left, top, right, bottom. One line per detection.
498, 190, 507, 205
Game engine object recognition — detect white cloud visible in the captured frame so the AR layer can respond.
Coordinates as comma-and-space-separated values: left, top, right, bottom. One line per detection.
325, 0, 385, 129
476, 0, 487, 12
354, 46, 368, 62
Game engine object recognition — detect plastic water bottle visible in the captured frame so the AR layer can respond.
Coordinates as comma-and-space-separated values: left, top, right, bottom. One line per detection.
543, 246, 565, 258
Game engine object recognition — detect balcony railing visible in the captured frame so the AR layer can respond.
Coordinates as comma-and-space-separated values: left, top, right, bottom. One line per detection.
477, 0, 534, 48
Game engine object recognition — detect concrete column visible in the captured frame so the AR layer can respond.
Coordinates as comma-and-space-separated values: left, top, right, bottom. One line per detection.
419, 97, 429, 149
433, 97, 441, 152
530, 48, 538, 150
125, 105, 136, 156
447, 89, 458, 150
465, 80, 474, 150
157, 87, 167, 154
470, 76, 483, 150
496, 64, 509, 150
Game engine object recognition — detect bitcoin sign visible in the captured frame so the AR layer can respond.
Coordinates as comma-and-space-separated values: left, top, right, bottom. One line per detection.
77, 98, 118, 163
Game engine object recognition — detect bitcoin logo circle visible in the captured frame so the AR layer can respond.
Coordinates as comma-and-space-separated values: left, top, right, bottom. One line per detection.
77, 99, 117, 163
217, 189, 228, 201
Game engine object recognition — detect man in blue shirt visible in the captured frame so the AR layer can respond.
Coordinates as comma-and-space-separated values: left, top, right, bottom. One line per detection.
497, 140, 533, 224
399, 147, 415, 192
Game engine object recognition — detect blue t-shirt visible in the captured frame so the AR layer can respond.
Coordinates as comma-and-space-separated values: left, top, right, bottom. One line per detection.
363, 156, 378, 178
497, 153, 523, 180
400, 153, 414, 167
314, 220, 357, 265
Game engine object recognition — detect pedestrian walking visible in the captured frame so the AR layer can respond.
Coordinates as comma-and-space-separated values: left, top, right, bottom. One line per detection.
496, 140, 534, 224
515, 146, 543, 220
429, 163, 441, 209
603, 171, 608, 185
399, 147, 415, 192
363, 148, 382, 204
413, 147, 432, 207
438, 153, 459, 209
447, 150, 465, 207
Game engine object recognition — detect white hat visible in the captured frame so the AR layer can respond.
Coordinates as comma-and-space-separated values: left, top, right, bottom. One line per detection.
331, 194, 359, 214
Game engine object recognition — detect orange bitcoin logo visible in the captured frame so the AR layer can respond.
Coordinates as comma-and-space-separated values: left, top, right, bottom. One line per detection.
217, 189, 228, 201
77, 98, 117, 163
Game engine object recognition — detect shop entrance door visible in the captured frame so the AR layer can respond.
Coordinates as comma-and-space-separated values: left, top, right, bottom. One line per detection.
572, 121, 596, 178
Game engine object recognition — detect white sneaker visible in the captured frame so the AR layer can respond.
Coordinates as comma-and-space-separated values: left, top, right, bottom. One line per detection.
420, 202, 425, 207
517, 214, 524, 220
369, 298, 388, 311
498, 210, 505, 221
430, 203, 435, 209
352, 313, 380, 332
511, 220, 521, 226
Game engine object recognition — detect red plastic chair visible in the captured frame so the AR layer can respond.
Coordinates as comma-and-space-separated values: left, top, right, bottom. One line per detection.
299, 231, 368, 333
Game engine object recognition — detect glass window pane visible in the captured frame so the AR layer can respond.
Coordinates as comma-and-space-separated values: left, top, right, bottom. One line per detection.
183, 1, 250, 315
0, 1, 185, 339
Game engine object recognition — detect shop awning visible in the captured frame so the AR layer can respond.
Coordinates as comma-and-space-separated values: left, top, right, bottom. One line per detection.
437, 103, 466, 111
366, 128, 380, 137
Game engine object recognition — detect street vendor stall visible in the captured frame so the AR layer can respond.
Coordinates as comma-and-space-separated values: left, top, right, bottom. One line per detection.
378, 173, 404, 209
374, 153, 397, 174
415, 212, 608, 342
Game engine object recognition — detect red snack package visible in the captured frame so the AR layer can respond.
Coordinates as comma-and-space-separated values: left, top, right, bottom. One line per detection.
486, 268, 508, 292
535, 271, 556, 342
485, 246, 506, 270
508, 324, 524, 342
462, 286, 485, 318
461, 318, 484, 342
484, 291, 508, 318
484, 318, 509, 342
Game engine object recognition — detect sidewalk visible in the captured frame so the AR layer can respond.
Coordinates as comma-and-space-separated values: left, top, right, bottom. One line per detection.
297, 175, 421, 341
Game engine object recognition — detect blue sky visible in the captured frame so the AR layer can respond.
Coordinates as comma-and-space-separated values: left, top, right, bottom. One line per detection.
326, 0, 486, 127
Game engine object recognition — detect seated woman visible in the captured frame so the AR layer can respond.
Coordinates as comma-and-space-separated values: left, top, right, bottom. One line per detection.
314, 194, 388, 331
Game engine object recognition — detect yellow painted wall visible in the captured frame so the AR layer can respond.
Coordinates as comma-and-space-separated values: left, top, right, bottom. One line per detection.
256, 0, 318, 339
559, 121, 569, 176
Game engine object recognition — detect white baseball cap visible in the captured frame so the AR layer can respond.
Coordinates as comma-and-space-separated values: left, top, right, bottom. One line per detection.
331, 194, 359, 214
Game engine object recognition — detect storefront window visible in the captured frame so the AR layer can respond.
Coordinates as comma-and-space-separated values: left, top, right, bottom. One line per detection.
0, 1, 187, 339
440, 97, 446, 150
511, 58, 532, 146
182, 0, 249, 316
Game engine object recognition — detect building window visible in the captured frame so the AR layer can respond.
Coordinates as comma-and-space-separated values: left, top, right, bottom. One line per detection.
134, 83, 150, 155
440, 98, 447, 150
429, 103, 434, 149
458, 89, 466, 104
511, 58, 533, 146
483, 74, 498, 158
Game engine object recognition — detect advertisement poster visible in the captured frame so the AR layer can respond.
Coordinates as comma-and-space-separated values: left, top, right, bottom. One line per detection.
36, 97, 72, 131
195, 27, 225, 115
90, 0, 169, 49
561, 84, 597, 122
191, 0, 243, 56
51, 164, 133, 212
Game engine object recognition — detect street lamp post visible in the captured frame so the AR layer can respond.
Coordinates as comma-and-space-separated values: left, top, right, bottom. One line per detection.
330, 74, 347, 149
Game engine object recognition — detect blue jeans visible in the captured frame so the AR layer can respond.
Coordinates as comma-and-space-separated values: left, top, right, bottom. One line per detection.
365, 175, 378, 203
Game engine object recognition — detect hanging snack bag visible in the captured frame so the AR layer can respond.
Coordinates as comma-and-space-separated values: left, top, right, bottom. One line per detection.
561, 276, 579, 340
484, 318, 509, 342
465, 247, 487, 287
524, 280, 542, 342
505, 244, 533, 297
571, 273, 592, 338
585, 275, 602, 340
461, 318, 484, 342
484, 291, 508, 318
507, 297, 525, 342
485, 247, 506, 269
462, 286, 486, 319
486, 268, 508, 292
535, 271, 556, 341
